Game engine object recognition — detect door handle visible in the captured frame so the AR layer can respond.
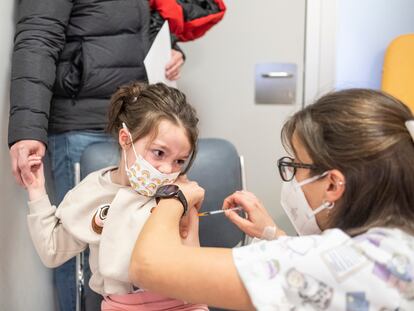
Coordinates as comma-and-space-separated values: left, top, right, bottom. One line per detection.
261, 72, 293, 78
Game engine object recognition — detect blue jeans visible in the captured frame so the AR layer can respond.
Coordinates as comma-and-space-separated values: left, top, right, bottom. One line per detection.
48, 131, 113, 311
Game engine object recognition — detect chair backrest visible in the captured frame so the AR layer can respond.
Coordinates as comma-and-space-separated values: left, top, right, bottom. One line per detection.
80, 141, 119, 179
79, 138, 245, 247
187, 138, 245, 247
382, 33, 414, 112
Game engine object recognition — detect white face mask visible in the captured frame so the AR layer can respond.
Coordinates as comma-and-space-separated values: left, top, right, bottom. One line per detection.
281, 172, 333, 235
122, 124, 180, 196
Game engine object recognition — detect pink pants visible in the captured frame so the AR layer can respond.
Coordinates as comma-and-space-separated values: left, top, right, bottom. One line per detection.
101, 291, 209, 311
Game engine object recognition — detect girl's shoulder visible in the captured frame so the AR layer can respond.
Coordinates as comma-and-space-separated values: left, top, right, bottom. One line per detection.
76, 165, 117, 186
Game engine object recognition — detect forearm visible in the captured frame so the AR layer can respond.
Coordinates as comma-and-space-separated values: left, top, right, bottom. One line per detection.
28, 186, 47, 201
130, 199, 254, 310
27, 196, 86, 267
132, 199, 184, 270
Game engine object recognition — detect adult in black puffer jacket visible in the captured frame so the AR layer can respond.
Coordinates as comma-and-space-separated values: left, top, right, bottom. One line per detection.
8, 0, 225, 147
7, 0, 225, 310
10, 0, 158, 145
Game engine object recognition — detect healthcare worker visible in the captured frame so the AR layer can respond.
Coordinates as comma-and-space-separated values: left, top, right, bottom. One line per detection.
129, 89, 414, 310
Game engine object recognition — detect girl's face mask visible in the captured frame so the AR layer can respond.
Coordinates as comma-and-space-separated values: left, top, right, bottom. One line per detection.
122, 123, 180, 196
280, 172, 334, 235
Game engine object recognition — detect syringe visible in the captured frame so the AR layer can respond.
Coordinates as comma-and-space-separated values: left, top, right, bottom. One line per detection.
198, 206, 242, 217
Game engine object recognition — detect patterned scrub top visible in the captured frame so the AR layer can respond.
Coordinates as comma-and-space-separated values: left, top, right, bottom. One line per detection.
233, 228, 414, 310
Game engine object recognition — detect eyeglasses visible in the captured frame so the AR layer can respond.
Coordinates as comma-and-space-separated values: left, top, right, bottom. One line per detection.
277, 156, 319, 182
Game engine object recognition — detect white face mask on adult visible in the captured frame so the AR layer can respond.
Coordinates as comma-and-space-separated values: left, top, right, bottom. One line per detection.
281, 172, 334, 235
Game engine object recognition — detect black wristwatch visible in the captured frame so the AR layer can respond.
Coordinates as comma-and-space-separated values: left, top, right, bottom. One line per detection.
155, 184, 188, 216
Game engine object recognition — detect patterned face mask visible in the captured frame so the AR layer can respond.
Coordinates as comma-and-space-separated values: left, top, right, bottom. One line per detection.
122, 123, 180, 196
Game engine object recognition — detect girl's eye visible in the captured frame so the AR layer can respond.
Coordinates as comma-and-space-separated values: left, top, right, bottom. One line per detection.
152, 149, 164, 158
176, 159, 186, 166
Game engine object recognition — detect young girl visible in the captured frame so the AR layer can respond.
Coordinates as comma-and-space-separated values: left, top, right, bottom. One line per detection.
23, 82, 208, 311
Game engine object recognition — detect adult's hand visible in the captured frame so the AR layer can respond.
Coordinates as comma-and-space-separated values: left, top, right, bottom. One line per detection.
165, 49, 184, 81
174, 175, 205, 211
179, 207, 200, 246
223, 191, 285, 239
174, 175, 204, 240
9, 140, 46, 186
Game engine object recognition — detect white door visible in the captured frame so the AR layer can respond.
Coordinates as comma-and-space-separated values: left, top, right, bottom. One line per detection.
179, 0, 307, 234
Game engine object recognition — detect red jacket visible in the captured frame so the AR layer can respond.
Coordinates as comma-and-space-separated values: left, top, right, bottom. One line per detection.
150, 0, 226, 42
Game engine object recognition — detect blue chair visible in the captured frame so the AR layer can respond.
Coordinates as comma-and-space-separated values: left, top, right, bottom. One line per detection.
187, 138, 246, 247
75, 138, 246, 310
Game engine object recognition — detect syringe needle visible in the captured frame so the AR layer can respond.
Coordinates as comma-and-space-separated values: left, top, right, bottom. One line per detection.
198, 206, 242, 217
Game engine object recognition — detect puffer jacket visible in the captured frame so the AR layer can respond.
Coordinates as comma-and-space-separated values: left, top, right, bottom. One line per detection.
8, 0, 225, 148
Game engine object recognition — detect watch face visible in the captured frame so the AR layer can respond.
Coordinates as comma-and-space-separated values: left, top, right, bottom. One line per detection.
156, 184, 179, 197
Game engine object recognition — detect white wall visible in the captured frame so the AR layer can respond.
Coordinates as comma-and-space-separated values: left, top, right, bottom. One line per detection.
336, 0, 414, 89
0, 2, 55, 310
178, 0, 306, 233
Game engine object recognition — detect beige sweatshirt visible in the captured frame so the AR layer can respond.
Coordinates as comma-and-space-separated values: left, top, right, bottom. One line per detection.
27, 167, 155, 295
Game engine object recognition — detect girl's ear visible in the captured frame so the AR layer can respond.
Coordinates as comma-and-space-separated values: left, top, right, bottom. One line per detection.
325, 169, 346, 204
119, 128, 130, 150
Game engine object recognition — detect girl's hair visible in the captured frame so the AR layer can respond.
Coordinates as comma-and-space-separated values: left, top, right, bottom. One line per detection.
281, 89, 414, 236
107, 82, 199, 173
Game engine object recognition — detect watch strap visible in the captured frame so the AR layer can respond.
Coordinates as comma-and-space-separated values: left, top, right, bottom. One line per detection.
176, 190, 188, 215
155, 189, 188, 216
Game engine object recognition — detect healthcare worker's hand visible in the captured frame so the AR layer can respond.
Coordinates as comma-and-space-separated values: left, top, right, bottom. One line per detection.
20, 151, 47, 201
174, 175, 205, 211
223, 191, 286, 239
179, 207, 201, 247
174, 175, 204, 242
166, 49, 184, 81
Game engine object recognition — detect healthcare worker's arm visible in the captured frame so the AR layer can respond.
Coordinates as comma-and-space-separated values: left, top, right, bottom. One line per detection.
129, 198, 254, 311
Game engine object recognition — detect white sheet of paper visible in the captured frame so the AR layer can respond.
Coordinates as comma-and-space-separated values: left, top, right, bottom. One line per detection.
144, 21, 177, 88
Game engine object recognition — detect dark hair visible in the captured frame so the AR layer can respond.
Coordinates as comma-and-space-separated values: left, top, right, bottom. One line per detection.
107, 82, 199, 173
281, 89, 414, 236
